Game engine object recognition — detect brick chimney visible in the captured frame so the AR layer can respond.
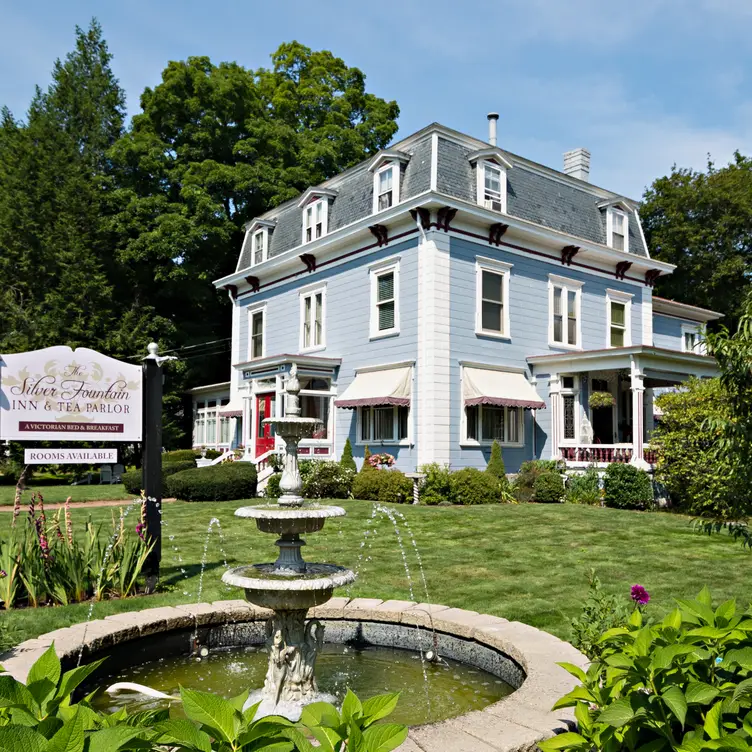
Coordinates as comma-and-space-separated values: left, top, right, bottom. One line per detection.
563, 148, 591, 182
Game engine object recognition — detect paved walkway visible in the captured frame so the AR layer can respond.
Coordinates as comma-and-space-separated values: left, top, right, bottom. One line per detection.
0, 498, 177, 511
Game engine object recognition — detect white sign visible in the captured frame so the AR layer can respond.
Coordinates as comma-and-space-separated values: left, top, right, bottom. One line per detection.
0, 346, 143, 442
24, 448, 118, 465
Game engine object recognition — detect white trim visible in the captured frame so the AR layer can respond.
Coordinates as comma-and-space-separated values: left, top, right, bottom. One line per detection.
372, 162, 400, 214
430, 132, 439, 192
247, 302, 267, 361
559, 374, 580, 446
606, 206, 629, 254
299, 285, 327, 352
369, 259, 400, 339
475, 257, 512, 339
476, 159, 507, 214
301, 197, 329, 245
642, 286, 653, 346
368, 150, 411, 173
606, 289, 634, 348
467, 147, 514, 171
249, 228, 269, 267
634, 209, 650, 259
296, 187, 338, 208
548, 274, 583, 350
681, 323, 706, 354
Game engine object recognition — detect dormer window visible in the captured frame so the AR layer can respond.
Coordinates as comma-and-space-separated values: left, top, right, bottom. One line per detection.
244, 219, 275, 267
468, 149, 512, 215
608, 208, 627, 251
252, 230, 266, 265
375, 164, 397, 212
482, 162, 504, 212
303, 198, 327, 244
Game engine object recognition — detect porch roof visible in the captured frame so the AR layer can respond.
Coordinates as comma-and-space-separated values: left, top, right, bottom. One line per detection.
527, 345, 719, 379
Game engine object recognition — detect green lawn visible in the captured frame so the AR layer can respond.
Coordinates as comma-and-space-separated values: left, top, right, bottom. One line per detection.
3, 500, 751, 648
0, 483, 130, 505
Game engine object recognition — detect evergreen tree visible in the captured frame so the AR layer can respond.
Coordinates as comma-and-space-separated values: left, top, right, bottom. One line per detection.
486, 440, 507, 480
360, 445, 376, 473
340, 438, 357, 472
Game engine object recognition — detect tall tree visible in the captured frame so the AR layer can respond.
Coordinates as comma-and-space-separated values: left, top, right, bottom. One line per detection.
641, 153, 752, 329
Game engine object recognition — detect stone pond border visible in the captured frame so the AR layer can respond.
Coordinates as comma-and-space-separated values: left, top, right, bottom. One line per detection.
1, 598, 588, 751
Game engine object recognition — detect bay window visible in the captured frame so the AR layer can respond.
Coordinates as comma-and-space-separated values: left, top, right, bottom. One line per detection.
299, 377, 333, 441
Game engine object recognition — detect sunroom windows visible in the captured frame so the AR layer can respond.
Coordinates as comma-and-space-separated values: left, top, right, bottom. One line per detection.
300, 286, 326, 351
549, 275, 583, 349
606, 289, 633, 348
358, 405, 409, 444
475, 258, 512, 339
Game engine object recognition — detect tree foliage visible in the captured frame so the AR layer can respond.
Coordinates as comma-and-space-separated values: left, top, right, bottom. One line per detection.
641, 153, 752, 328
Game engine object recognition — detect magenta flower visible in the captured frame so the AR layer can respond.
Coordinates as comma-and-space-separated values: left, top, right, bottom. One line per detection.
631, 584, 650, 605
0, 570, 6, 578
135, 522, 146, 542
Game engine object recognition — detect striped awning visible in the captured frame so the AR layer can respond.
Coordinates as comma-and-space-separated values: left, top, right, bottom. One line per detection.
463, 368, 545, 409
334, 366, 411, 409
219, 397, 244, 418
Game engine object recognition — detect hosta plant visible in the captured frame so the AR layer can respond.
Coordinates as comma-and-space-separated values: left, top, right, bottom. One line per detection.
541, 587, 752, 752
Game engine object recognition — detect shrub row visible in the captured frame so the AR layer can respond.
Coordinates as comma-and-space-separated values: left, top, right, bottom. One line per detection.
168, 462, 257, 502
564, 463, 654, 509
122, 460, 196, 496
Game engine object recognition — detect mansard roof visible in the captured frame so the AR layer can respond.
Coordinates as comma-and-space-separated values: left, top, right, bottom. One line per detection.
236, 122, 649, 271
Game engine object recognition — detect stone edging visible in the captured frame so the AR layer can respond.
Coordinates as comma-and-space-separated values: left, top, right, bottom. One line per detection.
0, 598, 588, 751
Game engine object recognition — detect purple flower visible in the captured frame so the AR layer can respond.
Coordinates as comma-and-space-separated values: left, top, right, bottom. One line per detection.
0, 570, 6, 579
135, 522, 146, 542
631, 584, 650, 605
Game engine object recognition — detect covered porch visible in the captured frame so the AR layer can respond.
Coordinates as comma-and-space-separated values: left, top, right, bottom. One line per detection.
527, 346, 719, 469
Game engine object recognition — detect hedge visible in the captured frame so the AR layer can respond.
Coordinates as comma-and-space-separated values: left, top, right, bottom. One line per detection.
603, 463, 654, 510
167, 462, 258, 502
162, 449, 198, 462
532, 471, 565, 503
449, 467, 502, 505
122, 460, 196, 496
352, 469, 413, 503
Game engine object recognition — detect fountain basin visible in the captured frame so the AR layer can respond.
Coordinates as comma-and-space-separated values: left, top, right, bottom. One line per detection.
222, 564, 356, 610
234, 505, 346, 535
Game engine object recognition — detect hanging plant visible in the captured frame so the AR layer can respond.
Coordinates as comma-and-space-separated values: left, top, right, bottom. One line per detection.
589, 391, 615, 410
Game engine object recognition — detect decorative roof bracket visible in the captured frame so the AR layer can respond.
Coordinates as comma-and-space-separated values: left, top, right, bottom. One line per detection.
615, 261, 633, 280
368, 225, 389, 247
489, 222, 509, 247
410, 207, 431, 231
561, 245, 580, 265
224, 284, 238, 300
244, 276, 260, 292
645, 269, 662, 287
300, 254, 317, 273
436, 206, 458, 232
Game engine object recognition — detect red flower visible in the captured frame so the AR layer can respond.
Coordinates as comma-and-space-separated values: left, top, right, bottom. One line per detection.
631, 584, 650, 605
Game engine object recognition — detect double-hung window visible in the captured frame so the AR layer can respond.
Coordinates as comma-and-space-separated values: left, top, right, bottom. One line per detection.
682, 324, 704, 354
549, 275, 583, 348
252, 230, 265, 265
465, 405, 522, 445
359, 405, 409, 444
370, 260, 399, 338
606, 290, 633, 348
300, 286, 326, 351
373, 164, 399, 212
248, 306, 265, 360
475, 258, 512, 338
476, 160, 507, 213
607, 208, 628, 252
303, 199, 327, 244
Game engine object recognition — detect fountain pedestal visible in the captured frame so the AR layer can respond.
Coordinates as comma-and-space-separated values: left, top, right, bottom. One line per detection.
221, 364, 355, 719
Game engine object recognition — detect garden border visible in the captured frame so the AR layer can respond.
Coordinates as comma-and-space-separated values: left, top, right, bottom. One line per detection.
1, 598, 587, 751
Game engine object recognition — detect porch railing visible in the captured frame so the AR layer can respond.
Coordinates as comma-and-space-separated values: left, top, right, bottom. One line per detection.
560, 445, 659, 466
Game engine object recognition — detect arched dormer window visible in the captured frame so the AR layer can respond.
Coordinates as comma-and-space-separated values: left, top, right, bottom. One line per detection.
298, 188, 338, 245
598, 199, 632, 253
368, 150, 411, 215
468, 148, 513, 214
243, 219, 276, 267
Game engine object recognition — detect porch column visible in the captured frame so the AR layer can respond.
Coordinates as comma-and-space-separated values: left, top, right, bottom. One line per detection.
242, 391, 253, 459
630, 358, 649, 469
548, 373, 561, 459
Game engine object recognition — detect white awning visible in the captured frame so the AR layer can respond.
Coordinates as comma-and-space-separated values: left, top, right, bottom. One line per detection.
334, 366, 412, 409
218, 397, 245, 418
463, 367, 545, 410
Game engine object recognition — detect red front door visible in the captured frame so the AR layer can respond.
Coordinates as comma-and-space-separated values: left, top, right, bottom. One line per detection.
255, 393, 276, 457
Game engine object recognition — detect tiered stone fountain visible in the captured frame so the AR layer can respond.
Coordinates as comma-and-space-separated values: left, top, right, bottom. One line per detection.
222, 364, 355, 718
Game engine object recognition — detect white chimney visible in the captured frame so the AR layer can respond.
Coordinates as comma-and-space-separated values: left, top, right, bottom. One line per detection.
487, 112, 499, 147
563, 148, 591, 182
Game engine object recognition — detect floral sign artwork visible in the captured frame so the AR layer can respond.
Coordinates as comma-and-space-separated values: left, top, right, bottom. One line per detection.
0, 346, 143, 441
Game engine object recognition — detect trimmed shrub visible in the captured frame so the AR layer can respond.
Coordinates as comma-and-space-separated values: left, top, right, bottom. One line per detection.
122, 460, 196, 496
359, 445, 377, 473
340, 438, 357, 473
167, 462, 257, 502
532, 471, 565, 503
419, 463, 453, 505
303, 461, 355, 499
512, 459, 565, 503
565, 467, 602, 505
486, 440, 506, 480
264, 473, 281, 499
603, 462, 654, 510
163, 449, 197, 462
449, 467, 501, 505
205, 449, 223, 460
352, 469, 413, 503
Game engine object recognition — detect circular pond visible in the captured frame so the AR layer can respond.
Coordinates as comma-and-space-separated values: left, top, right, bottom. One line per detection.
92, 643, 514, 727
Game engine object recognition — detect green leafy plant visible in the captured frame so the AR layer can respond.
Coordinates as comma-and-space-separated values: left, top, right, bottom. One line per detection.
303, 461, 355, 499
533, 472, 565, 503
340, 438, 357, 473
352, 469, 413, 503
542, 587, 752, 752
603, 463, 654, 510
512, 460, 566, 503
486, 440, 507, 481
123, 461, 196, 496
167, 463, 257, 502
359, 446, 377, 474
264, 473, 282, 499
418, 463, 453, 505
589, 391, 616, 410
163, 449, 200, 462
449, 467, 502, 505
566, 467, 603, 506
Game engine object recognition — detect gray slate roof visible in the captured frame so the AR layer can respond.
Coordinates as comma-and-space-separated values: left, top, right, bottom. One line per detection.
236, 124, 648, 271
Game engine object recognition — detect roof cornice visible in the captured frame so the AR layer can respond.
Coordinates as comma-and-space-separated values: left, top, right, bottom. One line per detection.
597, 198, 635, 212
297, 187, 339, 208
368, 149, 411, 172
233, 353, 342, 370
653, 297, 723, 322
243, 218, 277, 233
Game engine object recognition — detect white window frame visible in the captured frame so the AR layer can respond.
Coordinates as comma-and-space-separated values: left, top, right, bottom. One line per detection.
548, 274, 583, 350
606, 207, 629, 253
560, 375, 580, 446
356, 404, 411, 446
302, 198, 328, 244
298, 377, 336, 445
475, 257, 512, 340
247, 303, 267, 361
369, 258, 400, 340
681, 323, 705, 354
250, 228, 268, 267
606, 289, 633, 348
460, 403, 524, 448
476, 159, 507, 213
299, 284, 327, 352
372, 162, 400, 214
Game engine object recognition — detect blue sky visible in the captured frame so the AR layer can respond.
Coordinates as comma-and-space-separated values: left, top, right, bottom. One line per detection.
1, 0, 750, 198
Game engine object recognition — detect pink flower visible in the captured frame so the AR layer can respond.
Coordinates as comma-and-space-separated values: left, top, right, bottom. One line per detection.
0, 570, 6, 578
631, 585, 650, 605
135, 522, 146, 541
